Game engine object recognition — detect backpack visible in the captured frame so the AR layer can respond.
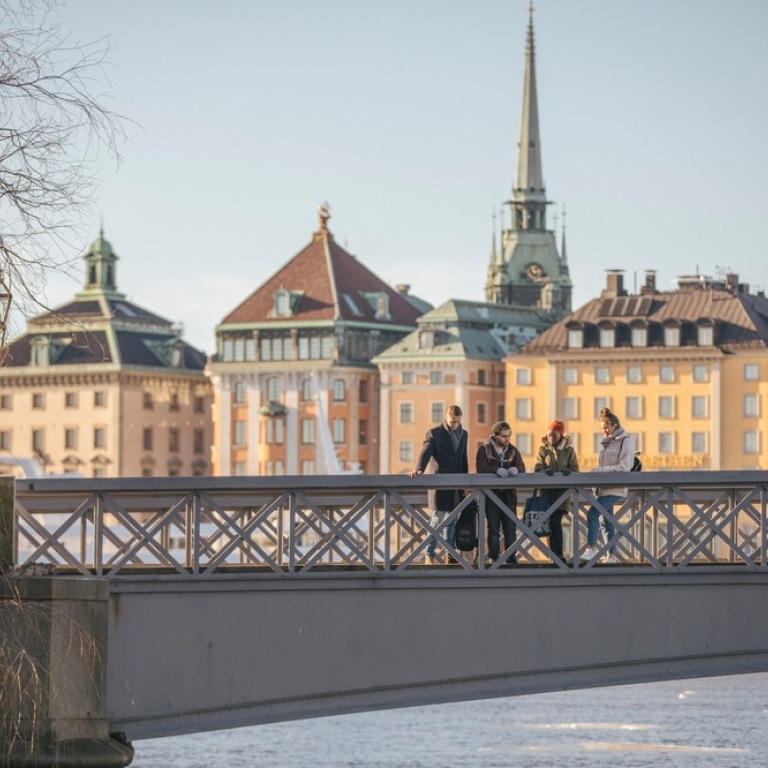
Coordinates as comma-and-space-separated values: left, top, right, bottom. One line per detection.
632, 453, 643, 472
455, 501, 478, 551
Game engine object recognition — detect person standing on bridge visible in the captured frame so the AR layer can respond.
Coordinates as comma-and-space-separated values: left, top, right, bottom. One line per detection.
534, 420, 579, 562
408, 405, 468, 565
580, 407, 635, 564
475, 421, 525, 564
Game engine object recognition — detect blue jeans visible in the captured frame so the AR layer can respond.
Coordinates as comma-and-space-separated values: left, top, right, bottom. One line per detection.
426, 510, 456, 558
587, 495, 621, 553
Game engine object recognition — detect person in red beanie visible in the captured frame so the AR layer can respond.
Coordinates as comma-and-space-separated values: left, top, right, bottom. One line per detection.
534, 419, 579, 561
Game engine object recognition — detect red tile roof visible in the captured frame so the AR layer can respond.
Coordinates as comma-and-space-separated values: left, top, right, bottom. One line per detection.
220, 229, 422, 328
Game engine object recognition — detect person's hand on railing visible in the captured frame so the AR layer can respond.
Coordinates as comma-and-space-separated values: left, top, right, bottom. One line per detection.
562, 468, 571, 476
407, 468, 423, 478
496, 467, 509, 477
507, 467, 518, 476
545, 467, 555, 476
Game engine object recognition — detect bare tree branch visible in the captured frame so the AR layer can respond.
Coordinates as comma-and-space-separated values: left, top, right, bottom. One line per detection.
0, 0, 127, 347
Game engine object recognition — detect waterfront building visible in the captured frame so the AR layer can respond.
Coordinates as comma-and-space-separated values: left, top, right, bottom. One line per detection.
506, 269, 768, 470
484, 8, 572, 317
374, 299, 554, 472
208, 207, 424, 476
0, 232, 212, 477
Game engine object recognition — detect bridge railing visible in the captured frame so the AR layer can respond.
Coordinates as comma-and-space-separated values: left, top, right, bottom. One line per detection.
10, 471, 768, 577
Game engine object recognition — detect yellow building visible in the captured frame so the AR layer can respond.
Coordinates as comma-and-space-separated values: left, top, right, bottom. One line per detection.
0, 232, 213, 478
506, 270, 768, 470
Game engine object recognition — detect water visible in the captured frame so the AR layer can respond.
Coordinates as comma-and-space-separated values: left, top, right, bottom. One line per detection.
130, 672, 768, 767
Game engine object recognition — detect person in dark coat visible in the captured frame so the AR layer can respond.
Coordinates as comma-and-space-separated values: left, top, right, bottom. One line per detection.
408, 405, 468, 564
476, 421, 526, 563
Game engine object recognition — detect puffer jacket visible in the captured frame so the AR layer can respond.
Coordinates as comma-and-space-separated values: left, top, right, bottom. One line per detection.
591, 427, 635, 497
475, 440, 526, 509
534, 435, 579, 512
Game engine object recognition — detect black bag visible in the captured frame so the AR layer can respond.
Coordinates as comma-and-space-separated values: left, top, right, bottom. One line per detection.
455, 502, 478, 551
523, 494, 551, 537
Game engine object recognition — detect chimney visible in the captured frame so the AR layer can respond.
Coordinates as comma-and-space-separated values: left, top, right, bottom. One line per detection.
641, 270, 657, 294
725, 273, 740, 294
395, 284, 410, 296
602, 270, 625, 298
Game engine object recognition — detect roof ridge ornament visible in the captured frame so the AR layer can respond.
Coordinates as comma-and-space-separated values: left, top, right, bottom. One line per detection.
317, 202, 332, 232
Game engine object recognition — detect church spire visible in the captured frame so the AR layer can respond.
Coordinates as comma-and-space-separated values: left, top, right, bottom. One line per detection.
515, 5, 544, 196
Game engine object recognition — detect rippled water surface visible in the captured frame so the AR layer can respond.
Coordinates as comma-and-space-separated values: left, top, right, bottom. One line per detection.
130, 673, 768, 767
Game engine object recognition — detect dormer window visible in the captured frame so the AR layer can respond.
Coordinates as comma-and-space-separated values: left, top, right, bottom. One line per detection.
29, 337, 49, 367
362, 291, 390, 320
697, 320, 714, 346
419, 330, 435, 350
567, 328, 583, 349
631, 326, 648, 347
170, 344, 184, 368
663, 323, 681, 347
599, 327, 615, 348
274, 289, 292, 317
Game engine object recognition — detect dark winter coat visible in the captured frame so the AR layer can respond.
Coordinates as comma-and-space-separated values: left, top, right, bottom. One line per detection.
475, 440, 526, 509
414, 423, 469, 511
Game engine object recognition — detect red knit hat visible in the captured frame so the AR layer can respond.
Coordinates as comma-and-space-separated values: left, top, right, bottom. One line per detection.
548, 420, 565, 435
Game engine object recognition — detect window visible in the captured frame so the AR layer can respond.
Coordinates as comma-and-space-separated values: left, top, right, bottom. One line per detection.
193, 429, 205, 454
332, 379, 346, 402
65, 392, 77, 408
234, 461, 246, 476
664, 326, 680, 347
497, 370, 505, 388
298, 337, 309, 360
515, 434, 531, 454
359, 380, 368, 403
321, 336, 334, 359
660, 365, 675, 383
0, 394, 11, 410
234, 420, 246, 446
399, 441, 413, 463
310, 337, 321, 359
595, 367, 610, 384
93, 427, 106, 449
222, 339, 234, 362
169, 428, 179, 453
593, 397, 610, 419
659, 432, 674, 454
194, 396, 205, 413
743, 394, 759, 418
274, 460, 284, 475
698, 326, 714, 346
659, 396, 675, 419
562, 397, 578, 420
692, 396, 708, 418
301, 419, 315, 445
496, 403, 505, 422
599, 328, 615, 348
625, 397, 642, 419
266, 377, 283, 403
143, 391, 154, 410
627, 366, 642, 384
744, 364, 759, 382
32, 393, 44, 409
631, 327, 647, 347
0, 430, 10, 451
692, 365, 708, 383
399, 402, 414, 424
743, 431, 759, 454
563, 368, 578, 384
692, 432, 707, 453
516, 368, 531, 385
275, 419, 284, 445
568, 329, 583, 349
265, 420, 274, 444
301, 378, 313, 401
32, 429, 44, 452
515, 398, 531, 420
402, 372, 414, 384
245, 339, 257, 361
301, 460, 315, 475
332, 418, 346, 444
94, 391, 106, 407
430, 371, 443, 385
478, 369, 487, 386
143, 428, 153, 451
170, 393, 180, 412
593, 432, 604, 453
234, 381, 246, 404
359, 420, 367, 446
477, 403, 487, 424
431, 402, 444, 423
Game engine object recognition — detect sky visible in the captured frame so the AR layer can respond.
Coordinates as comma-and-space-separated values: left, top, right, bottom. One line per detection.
11, 0, 768, 353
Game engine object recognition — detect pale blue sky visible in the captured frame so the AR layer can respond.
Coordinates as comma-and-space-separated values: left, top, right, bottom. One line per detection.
21, 0, 768, 352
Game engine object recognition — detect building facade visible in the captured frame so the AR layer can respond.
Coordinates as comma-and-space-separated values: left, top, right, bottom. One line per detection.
0, 232, 213, 478
208, 208, 424, 476
375, 299, 556, 472
506, 269, 768, 471
485, 9, 572, 316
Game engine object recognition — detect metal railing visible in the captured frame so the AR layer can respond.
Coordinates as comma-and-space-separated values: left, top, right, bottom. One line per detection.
10, 471, 768, 578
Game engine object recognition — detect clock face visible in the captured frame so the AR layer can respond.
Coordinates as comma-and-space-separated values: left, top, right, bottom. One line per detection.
527, 263, 543, 279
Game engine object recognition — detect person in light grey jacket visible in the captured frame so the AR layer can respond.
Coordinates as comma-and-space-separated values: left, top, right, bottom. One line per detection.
580, 407, 635, 564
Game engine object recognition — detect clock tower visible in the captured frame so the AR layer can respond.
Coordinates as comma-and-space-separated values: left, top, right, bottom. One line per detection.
485, 7, 572, 316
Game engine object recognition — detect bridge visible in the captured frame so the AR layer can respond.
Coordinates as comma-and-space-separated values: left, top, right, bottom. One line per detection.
3, 471, 768, 766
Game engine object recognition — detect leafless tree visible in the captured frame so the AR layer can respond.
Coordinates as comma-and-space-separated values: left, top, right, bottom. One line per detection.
0, 0, 125, 348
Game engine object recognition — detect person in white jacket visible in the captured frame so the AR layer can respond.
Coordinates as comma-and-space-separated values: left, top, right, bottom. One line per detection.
580, 407, 634, 564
